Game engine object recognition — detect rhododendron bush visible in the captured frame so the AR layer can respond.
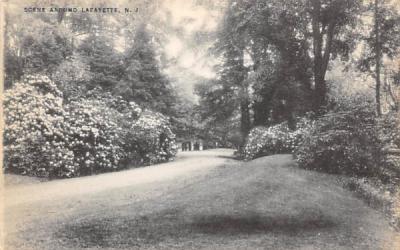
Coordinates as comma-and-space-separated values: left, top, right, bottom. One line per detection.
379, 112, 400, 175
63, 99, 125, 176
243, 117, 314, 160
4, 75, 177, 178
131, 111, 177, 164
294, 96, 384, 177
4, 75, 72, 177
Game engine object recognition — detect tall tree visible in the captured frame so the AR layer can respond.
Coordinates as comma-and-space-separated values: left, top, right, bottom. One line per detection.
388, 62, 400, 111
209, 0, 252, 145
359, 0, 400, 115
374, 0, 382, 115
117, 23, 176, 114
4, 13, 72, 87
78, 33, 123, 90
250, 0, 361, 113
245, 0, 313, 127
309, 0, 362, 112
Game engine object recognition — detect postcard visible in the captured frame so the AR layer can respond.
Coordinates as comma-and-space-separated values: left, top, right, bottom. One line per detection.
2, 0, 400, 249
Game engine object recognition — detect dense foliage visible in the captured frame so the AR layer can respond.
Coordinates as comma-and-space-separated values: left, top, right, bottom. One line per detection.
294, 96, 384, 177
131, 111, 178, 164
4, 75, 69, 177
3, 0, 400, 187
243, 90, 400, 181
116, 24, 176, 115
4, 75, 177, 178
5, 4, 179, 116
243, 117, 314, 160
379, 112, 400, 174
380, 112, 400, 148
197, 0, 368, 145
3, 3, 188, 179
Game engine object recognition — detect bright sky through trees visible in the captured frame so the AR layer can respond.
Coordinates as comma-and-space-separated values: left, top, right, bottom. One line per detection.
157, 0, 225, 100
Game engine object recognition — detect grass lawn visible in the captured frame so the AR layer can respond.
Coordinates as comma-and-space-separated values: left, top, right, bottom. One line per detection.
4, 150, 400, 249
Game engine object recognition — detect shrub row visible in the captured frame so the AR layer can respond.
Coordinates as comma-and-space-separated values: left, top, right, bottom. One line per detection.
243, 117, 314, 160
4, 75, 177, 178
294, 103, 383, 177
244, 94, 400, 179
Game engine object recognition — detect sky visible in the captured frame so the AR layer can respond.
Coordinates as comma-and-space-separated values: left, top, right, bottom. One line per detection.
155, 0, 226, 101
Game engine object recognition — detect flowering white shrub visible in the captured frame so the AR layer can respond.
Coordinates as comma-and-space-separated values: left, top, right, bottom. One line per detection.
294, 98, 383, 177
131, 111, 178, 164
4, 75, 177, 178
64, 99, 125, 175
243, 117, 314, 160
4, 75, 74, 177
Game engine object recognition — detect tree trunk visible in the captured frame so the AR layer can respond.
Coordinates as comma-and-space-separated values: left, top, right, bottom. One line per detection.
375, 0, 382, 116
253, 100, 270, 126
240, 98, 251, 138
311, 0, 325, 112
385, 69, 399, 112
314, 73, 327, 112
311, 0, 335, 114
235, 42, 251, 147
239, 77, 251, 147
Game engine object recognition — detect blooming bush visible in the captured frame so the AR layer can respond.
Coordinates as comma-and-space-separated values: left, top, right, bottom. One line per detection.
4, 75, 73, 177
378, 112, 400, 178
379, 112, 400, 148
4, 75, 177, 178
294, 95, 383, 177
63, 99, 125, 175
243, 117, 314, 160
130, 111, 178, 164
52, 55, 93, 101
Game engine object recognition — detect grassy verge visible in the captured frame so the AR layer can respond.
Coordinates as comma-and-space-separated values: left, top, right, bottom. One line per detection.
342, 176, 400, 230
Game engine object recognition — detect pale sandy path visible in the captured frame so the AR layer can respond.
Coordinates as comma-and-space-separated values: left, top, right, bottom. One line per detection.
4, 149, 232, 207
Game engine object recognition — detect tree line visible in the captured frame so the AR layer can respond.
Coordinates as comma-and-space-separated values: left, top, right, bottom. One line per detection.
196, 0, 400, 147
4, 2, 177, 117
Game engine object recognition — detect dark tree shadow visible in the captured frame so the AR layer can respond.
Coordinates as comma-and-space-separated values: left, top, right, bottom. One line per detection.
189, 214, 337, 235
55, 210, 338, 248
216, 155, 238, 160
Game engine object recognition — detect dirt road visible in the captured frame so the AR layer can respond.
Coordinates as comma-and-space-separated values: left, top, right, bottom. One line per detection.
3, 149, 399, 249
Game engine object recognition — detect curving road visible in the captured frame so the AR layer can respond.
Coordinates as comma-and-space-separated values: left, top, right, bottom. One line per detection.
3, 149, 400, 249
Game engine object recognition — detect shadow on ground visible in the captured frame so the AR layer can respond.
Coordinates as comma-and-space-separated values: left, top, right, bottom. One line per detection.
216, 155, 240, 160
55, 208, 337, 248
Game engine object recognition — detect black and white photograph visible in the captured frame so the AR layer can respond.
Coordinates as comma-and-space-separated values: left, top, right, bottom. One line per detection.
1, 0, 400, 249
